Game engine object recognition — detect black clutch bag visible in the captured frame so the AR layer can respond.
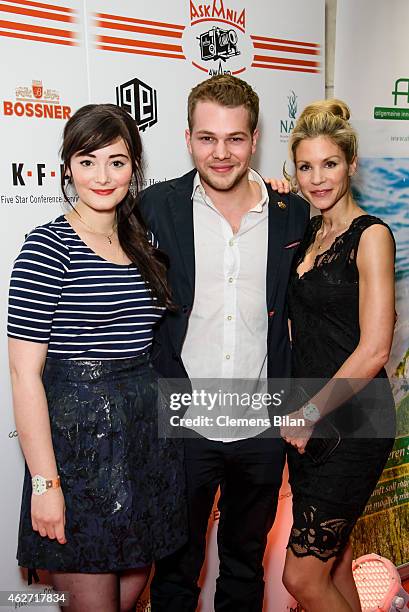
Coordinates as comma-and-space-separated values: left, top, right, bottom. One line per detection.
305, 418, 341, 464
286, 385, 341, 465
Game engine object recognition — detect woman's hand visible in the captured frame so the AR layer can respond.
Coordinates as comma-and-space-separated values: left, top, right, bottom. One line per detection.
263, 177, 291, 193
9, 339, 65, 541
31, 487, 66, 544
280, 410, 314, 454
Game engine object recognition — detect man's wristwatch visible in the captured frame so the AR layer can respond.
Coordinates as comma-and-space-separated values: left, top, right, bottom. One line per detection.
302, 402, 321, 423
31, 475, 60, 496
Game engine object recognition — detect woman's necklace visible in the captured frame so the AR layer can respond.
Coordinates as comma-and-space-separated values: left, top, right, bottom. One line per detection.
72, 214, 117, 245
315, 218, 351, 252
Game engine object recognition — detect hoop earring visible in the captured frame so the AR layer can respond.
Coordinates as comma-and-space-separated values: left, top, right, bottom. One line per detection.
282, 161, 299, 193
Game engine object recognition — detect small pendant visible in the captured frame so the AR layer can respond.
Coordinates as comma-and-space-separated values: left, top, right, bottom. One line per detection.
108, 236, 112, 245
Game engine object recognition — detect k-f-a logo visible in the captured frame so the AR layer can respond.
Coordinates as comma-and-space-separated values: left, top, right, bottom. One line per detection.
116, 77, 158, 132
11, 163, 65, 186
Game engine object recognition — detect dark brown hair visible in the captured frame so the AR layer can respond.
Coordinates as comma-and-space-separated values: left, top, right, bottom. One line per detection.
187, 74, 259, 133
61, 103, 172, 308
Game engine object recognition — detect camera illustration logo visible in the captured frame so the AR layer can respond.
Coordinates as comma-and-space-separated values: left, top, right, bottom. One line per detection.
198, 26, 240, 62
183, 0, 251, 76
94, 2, 322, 81
116, 77, 158, 132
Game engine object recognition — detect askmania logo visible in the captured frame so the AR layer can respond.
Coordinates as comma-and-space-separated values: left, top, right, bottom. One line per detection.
116, 77, 158, 132
374, 78, 409, 120
280, 90, 298, 143
183, 0, 251, 76
94, 7, 321, 79
2, 80, 71, 120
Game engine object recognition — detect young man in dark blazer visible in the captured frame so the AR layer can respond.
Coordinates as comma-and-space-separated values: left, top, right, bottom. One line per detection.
138, 75, 309, 612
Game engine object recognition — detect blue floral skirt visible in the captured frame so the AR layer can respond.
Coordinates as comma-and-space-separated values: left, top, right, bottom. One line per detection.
17, 355, 187, 572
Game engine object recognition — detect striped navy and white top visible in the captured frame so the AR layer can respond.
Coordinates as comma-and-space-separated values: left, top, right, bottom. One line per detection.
7, 215, 165, 360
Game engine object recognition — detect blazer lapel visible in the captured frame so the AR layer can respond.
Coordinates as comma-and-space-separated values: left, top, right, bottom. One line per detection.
166, 175, 289, 308
168, 174, 196, 299
266, 189, 290, 308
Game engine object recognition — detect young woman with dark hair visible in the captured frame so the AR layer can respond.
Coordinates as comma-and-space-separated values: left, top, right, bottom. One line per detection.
8, 103, 186, 612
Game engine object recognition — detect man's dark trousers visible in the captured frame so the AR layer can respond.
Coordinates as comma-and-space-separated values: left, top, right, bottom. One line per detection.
150, 433, 285, 612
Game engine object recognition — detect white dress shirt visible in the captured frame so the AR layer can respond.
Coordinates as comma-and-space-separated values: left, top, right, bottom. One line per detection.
181, 169, 270, 440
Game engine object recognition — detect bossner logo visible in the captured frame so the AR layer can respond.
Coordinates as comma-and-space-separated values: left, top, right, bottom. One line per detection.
183, 0, 252, 76
32, 80, 43, 99
116, 77, 158, 132
280, 90, 298, 143
2, 80, 71, 119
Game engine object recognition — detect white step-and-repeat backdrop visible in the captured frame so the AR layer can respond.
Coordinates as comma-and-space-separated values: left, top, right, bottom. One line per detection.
0, 1, 324, 610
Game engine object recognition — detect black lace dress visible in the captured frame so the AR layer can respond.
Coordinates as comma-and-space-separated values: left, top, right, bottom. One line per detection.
286, 215, 396, 561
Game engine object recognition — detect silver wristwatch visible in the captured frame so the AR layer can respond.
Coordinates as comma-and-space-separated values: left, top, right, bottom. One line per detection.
302, 402, 321, 423
32, 475, 60, 496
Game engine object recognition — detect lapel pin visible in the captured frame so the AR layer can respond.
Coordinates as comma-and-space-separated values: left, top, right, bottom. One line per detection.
277, 201, 287, 209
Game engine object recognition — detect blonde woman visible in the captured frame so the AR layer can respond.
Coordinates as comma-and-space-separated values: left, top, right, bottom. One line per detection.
276, 100, 396, 611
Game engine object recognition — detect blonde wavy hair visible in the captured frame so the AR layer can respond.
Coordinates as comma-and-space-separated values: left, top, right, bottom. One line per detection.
289, 98, 358, 164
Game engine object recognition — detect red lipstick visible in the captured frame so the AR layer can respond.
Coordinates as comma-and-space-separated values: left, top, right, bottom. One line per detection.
91, 189, 115, 195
